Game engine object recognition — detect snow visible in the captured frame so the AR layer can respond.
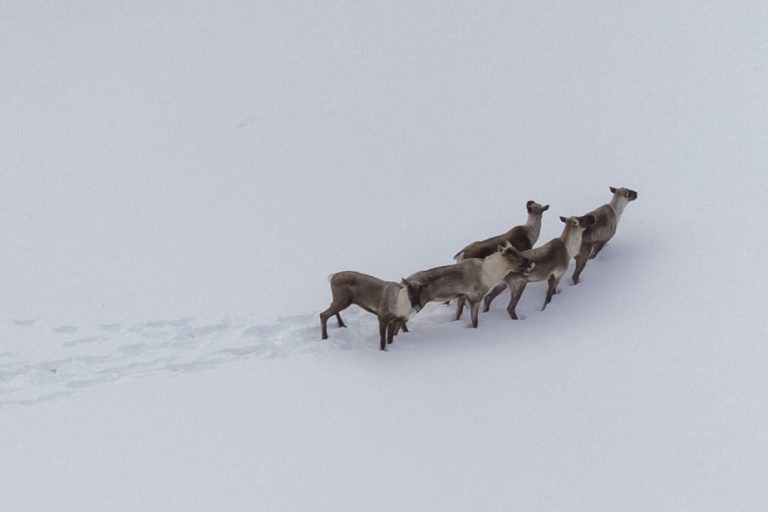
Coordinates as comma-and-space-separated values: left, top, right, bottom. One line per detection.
2, 1, 768, 510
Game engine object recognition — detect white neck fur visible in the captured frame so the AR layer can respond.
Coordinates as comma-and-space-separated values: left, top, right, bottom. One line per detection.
525, 212, 543, 245
481, 252, 512, 287
561, 226, 584, 259
393, 286, 412, 318
609, 196, 630, 223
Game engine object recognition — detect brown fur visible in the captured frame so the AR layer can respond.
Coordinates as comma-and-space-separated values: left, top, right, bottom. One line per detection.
572, 186, 638, 284
454, 201, 549, 261
407, 244, 533, 328
484, 215, 596, 319
320, 271, 424, 351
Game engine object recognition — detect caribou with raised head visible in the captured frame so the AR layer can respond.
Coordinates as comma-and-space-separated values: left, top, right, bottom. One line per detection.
571, 186, 638, 284
454, 200, 550, 261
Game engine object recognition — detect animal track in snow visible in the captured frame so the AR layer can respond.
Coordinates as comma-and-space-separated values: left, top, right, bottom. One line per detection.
13, 319, 38, 328
0, 299, 533, 407
0, 311, 384, 407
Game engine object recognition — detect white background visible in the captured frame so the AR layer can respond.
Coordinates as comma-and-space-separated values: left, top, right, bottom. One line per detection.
2, 2, 768, 510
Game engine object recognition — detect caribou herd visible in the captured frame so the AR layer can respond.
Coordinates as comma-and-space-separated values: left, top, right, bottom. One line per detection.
320, 186, 638, 350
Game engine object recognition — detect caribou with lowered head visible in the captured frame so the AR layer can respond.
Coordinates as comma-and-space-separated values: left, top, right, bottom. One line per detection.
571, 186, 638, 284
451, 200, 548, 317
484, 214, 596, 319
406, 243, 534, 329
454, 200, 550, 261
320, 271, 425, 351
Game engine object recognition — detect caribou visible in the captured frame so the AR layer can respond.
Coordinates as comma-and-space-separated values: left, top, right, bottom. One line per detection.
320, 271, 425, 351
571, 186, 638, 284
484, 215, 596, 319
406, 243, 534, 329
454, 200, 550, 261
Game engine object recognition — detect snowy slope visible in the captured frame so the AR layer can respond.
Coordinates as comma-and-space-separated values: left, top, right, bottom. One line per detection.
2, 1, 768, 511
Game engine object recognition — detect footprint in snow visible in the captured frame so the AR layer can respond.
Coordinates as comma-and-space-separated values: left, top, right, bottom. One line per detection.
63, 337, 104, 348
13, 319, 38, 327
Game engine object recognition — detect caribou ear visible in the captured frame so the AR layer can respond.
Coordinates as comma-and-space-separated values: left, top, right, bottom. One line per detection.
583, 215, 596, 226
542, 204, 550, 211
403, 278, 421, 289
559, 216, 567, 223
610, 186, 617, 193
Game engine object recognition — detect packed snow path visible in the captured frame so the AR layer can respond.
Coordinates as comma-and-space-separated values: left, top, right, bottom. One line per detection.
1, 314, 337, 406
1, 301, 518, 406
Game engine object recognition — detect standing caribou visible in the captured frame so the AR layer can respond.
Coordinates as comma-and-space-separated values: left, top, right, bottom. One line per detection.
571, 186, 638, 284
406, 243, 534, 329
483, 215, 596, 319
452, 200, 548, 319
320, 272, 425, 351
317, 186, 638, 351
454, 200, 550, 261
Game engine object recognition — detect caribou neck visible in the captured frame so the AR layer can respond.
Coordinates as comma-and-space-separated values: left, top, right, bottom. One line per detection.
480, 252, 512, 287
525, 211, 543, 244
609, 195, 631, 223
392, 285, 412, 318
561, 226, 584, 259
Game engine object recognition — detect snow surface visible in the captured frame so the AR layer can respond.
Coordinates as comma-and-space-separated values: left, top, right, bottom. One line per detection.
2, 1, 768, 510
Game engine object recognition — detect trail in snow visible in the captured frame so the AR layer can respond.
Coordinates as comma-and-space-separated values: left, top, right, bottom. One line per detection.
0, 303, 475, 407
0, 314, 324, 406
